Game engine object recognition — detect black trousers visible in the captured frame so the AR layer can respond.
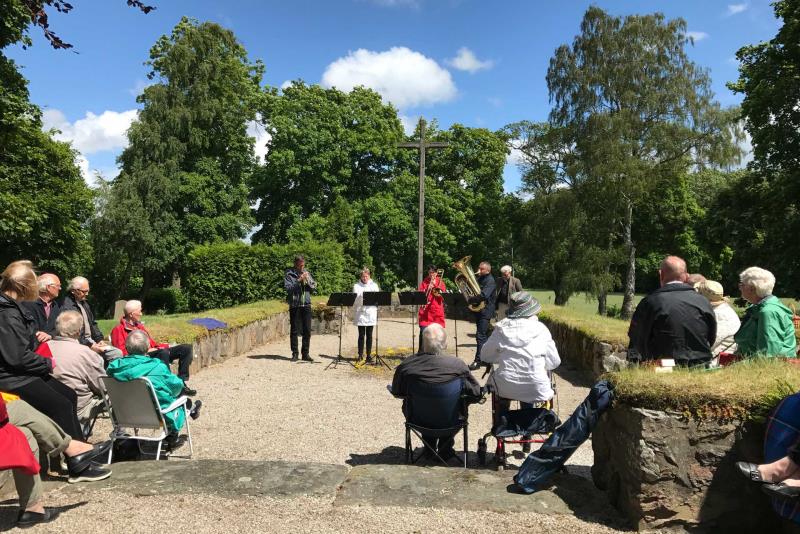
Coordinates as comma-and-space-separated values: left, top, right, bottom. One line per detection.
151, 344, 193, 381
357, 325, 374, 357
290, 306, 312, 357
9, 376, 84, 440
474, 313, 490, 360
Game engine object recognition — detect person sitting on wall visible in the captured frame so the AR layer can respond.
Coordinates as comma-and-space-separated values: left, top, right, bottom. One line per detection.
58, 277, 123, 364
696, 280, 740, 360
46, 311, 107, 427
391, 323, 483, 464
627, 255, 716, 367
734, 266, 797, 358
110, 299, 195, 396
19, 273, 61, 350
107, 330, 201, 449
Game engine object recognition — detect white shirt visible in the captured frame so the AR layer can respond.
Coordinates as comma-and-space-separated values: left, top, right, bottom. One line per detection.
352, 280, 380, 326
711, 301, 740, 355
480, 315, 561, 404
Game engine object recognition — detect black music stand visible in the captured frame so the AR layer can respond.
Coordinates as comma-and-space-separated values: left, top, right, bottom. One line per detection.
398, 291, 427, 355
442, 292, 464, 359
362, 291, 393, 369
325, 292, 357, 370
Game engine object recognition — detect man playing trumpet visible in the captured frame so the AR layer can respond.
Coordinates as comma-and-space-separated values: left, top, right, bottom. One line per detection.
284, 254, 317, 362
418, 265, 446, 352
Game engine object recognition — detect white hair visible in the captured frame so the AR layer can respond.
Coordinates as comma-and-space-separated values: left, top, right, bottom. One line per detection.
422, 323, 448, 354
125, 330, 151, 355
55, 310, 83, 338
500, 265, 512, 274
739, 266, 776, 298
124, 299, 143, 315
67, 276, 89, 291
37, 273, 57, 293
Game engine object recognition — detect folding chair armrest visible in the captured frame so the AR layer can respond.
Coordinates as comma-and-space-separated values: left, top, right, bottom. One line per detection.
162, 395, 189, 413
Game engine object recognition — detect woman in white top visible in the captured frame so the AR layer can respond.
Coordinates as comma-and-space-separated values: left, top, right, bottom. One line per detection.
697, 280, 741, 360
352, 268, 379, 362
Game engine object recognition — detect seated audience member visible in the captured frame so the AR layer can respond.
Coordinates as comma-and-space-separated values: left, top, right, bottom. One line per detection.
48, 311, 106, 426
687, 273, 707, 287
4, 393, 111, 487
390, 324, 482, 464
697, 280, 741, 358
107, 330, 201, 447
627, 255, 716, 367
19, 273, 61, 350
0, 261, 86, 441
58, 276, 123, 364
110, 299, 194, 394
735, 266, 797, 358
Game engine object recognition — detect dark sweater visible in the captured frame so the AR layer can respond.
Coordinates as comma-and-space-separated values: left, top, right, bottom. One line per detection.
627, 282, 716, 366
391, 352, 482, 399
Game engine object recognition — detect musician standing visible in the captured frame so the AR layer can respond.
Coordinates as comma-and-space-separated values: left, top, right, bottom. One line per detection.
468, 261, 496, 370
352, 268, 379, 363
418, 265, 446, 352
495, 265, 523, 320
284, 254, 317, 362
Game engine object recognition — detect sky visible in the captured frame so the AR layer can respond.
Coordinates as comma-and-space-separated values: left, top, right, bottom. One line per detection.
7, 0, 782, 191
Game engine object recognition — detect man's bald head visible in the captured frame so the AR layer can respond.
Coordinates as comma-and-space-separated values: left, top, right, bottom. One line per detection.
659, 256, 688, 285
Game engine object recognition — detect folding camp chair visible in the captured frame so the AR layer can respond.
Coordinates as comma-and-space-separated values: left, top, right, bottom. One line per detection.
101, 376, 193, 462
403, 378, 469, 468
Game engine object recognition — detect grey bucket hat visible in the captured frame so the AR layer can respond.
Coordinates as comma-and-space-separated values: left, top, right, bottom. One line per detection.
506, 291, 542, 319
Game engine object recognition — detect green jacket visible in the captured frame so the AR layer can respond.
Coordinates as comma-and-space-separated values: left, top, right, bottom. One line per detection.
107, 355, 186, 433
735, 296, 797, 358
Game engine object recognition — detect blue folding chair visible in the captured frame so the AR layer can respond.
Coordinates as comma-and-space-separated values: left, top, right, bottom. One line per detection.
404, 378, 469, 468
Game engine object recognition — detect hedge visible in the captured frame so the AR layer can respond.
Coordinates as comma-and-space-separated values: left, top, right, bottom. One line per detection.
185, 240, 348, 311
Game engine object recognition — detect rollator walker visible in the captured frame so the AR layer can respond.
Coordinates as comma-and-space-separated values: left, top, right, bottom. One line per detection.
477, 370, 560, 471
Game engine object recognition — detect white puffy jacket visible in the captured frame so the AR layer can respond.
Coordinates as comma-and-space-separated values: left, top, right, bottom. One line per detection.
480, 315, 560, 404
352, 280, 379, 326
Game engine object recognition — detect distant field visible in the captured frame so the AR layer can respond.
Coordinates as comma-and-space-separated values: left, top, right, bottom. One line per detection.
527, 290, 643, 315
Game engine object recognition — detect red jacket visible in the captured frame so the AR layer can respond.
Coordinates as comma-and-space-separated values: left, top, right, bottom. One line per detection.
0, 397, 40, 474
110, 318, 160, 356
418, 276, 446, 328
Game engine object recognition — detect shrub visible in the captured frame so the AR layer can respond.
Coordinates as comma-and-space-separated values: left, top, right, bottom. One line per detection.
143, 288, 189, 315
185, 240, 347, 311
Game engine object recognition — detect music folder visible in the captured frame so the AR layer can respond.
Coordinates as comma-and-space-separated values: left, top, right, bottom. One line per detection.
398, 291, 427, 306
327, 292, 357, 307
362, 291, 392, 307
441, 292, 463, 307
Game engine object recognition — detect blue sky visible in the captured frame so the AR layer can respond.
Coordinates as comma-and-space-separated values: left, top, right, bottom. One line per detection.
7, 0, 781, 191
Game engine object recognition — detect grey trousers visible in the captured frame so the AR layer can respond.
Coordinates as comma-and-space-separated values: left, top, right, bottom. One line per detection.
9, 400, 71, 509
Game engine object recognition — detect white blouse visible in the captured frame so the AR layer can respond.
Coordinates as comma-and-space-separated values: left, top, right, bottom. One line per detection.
352, 280, 380, 326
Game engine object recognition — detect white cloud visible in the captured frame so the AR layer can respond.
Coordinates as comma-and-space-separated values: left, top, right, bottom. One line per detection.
42, 108, 138, 154
686, 31, 709, 43
506, 139, 525, 166
321, 47, 457, 109
446, 47, 493, 73
280, 80, 293, 90
399, 114, 419, 135
247, 117, 272, 163
726, 3, 748, 16
129, 79, 150, 97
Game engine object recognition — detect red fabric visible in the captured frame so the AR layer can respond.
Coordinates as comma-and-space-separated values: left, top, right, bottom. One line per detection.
0, 398, 40, 475
418, 276, 447, 328
34, 342, 54, 369
111, 318, 158, 356
718, 352, 741, 366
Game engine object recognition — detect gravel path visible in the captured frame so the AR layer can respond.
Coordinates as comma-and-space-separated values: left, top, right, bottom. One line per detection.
3, 317, 634, 533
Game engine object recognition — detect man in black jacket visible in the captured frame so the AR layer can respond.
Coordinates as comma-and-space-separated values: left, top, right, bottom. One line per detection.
284, 255, 317, 362
468, 261, 497, 371
19, 273, 61, 350
627, 256, 716, 367
58, 276, 122, 364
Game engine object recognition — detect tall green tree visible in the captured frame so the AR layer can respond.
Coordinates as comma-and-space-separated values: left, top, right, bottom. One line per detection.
547, 7, 740, 318
100, 17, 262, 300
251, 83, 406, 243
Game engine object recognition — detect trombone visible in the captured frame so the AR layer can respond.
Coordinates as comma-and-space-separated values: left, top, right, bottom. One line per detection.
421, 269, 445, 312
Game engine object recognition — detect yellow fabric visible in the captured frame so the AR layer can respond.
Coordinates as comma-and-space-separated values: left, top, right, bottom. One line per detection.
1, 392, 21, 402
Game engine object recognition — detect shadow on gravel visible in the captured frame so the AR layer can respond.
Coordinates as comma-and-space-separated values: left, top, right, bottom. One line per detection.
346, 446, 407, 466
0, 500, 88, 531
247, 354, 293, 362
547, 473, 633, 531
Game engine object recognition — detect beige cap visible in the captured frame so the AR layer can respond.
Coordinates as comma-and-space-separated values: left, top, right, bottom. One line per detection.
698, 280, 725, 303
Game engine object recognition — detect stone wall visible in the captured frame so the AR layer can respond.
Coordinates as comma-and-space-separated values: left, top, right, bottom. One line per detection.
591, 404, 794, 532
538, 316, 628, 379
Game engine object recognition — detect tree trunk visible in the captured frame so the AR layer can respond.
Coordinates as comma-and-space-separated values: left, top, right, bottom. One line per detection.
597, 292, 607, 316
620, 199, 636, 320
553, 271, 571, 305
139, 269, 154, 302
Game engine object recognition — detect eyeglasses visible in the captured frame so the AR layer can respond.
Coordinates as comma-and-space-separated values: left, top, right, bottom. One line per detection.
74, 288, 90, 294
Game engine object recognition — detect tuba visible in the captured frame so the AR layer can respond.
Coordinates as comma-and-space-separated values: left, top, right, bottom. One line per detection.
452, 256, 485, 312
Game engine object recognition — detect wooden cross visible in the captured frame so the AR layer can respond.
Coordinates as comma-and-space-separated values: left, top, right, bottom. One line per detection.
398, 118, 449, 285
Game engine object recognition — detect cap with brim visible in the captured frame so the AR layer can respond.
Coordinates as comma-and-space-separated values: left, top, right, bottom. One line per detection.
507, 291, 541, 318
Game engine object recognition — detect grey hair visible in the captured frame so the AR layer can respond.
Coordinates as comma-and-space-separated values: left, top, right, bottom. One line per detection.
422, 323, 448, 354
67, 276, 89, 291
37, 273, 57, 293
360, 267, 371, 275
125, 329, 151, 356
500, 265, 512, 274
479, 261, 492, 272
739, 266, 776, 298
55, 310, 83, 338
124, 299, 142, 315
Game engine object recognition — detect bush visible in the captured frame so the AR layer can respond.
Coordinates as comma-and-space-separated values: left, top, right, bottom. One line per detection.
143, 288, 189, 315
185, 240, 348, 311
